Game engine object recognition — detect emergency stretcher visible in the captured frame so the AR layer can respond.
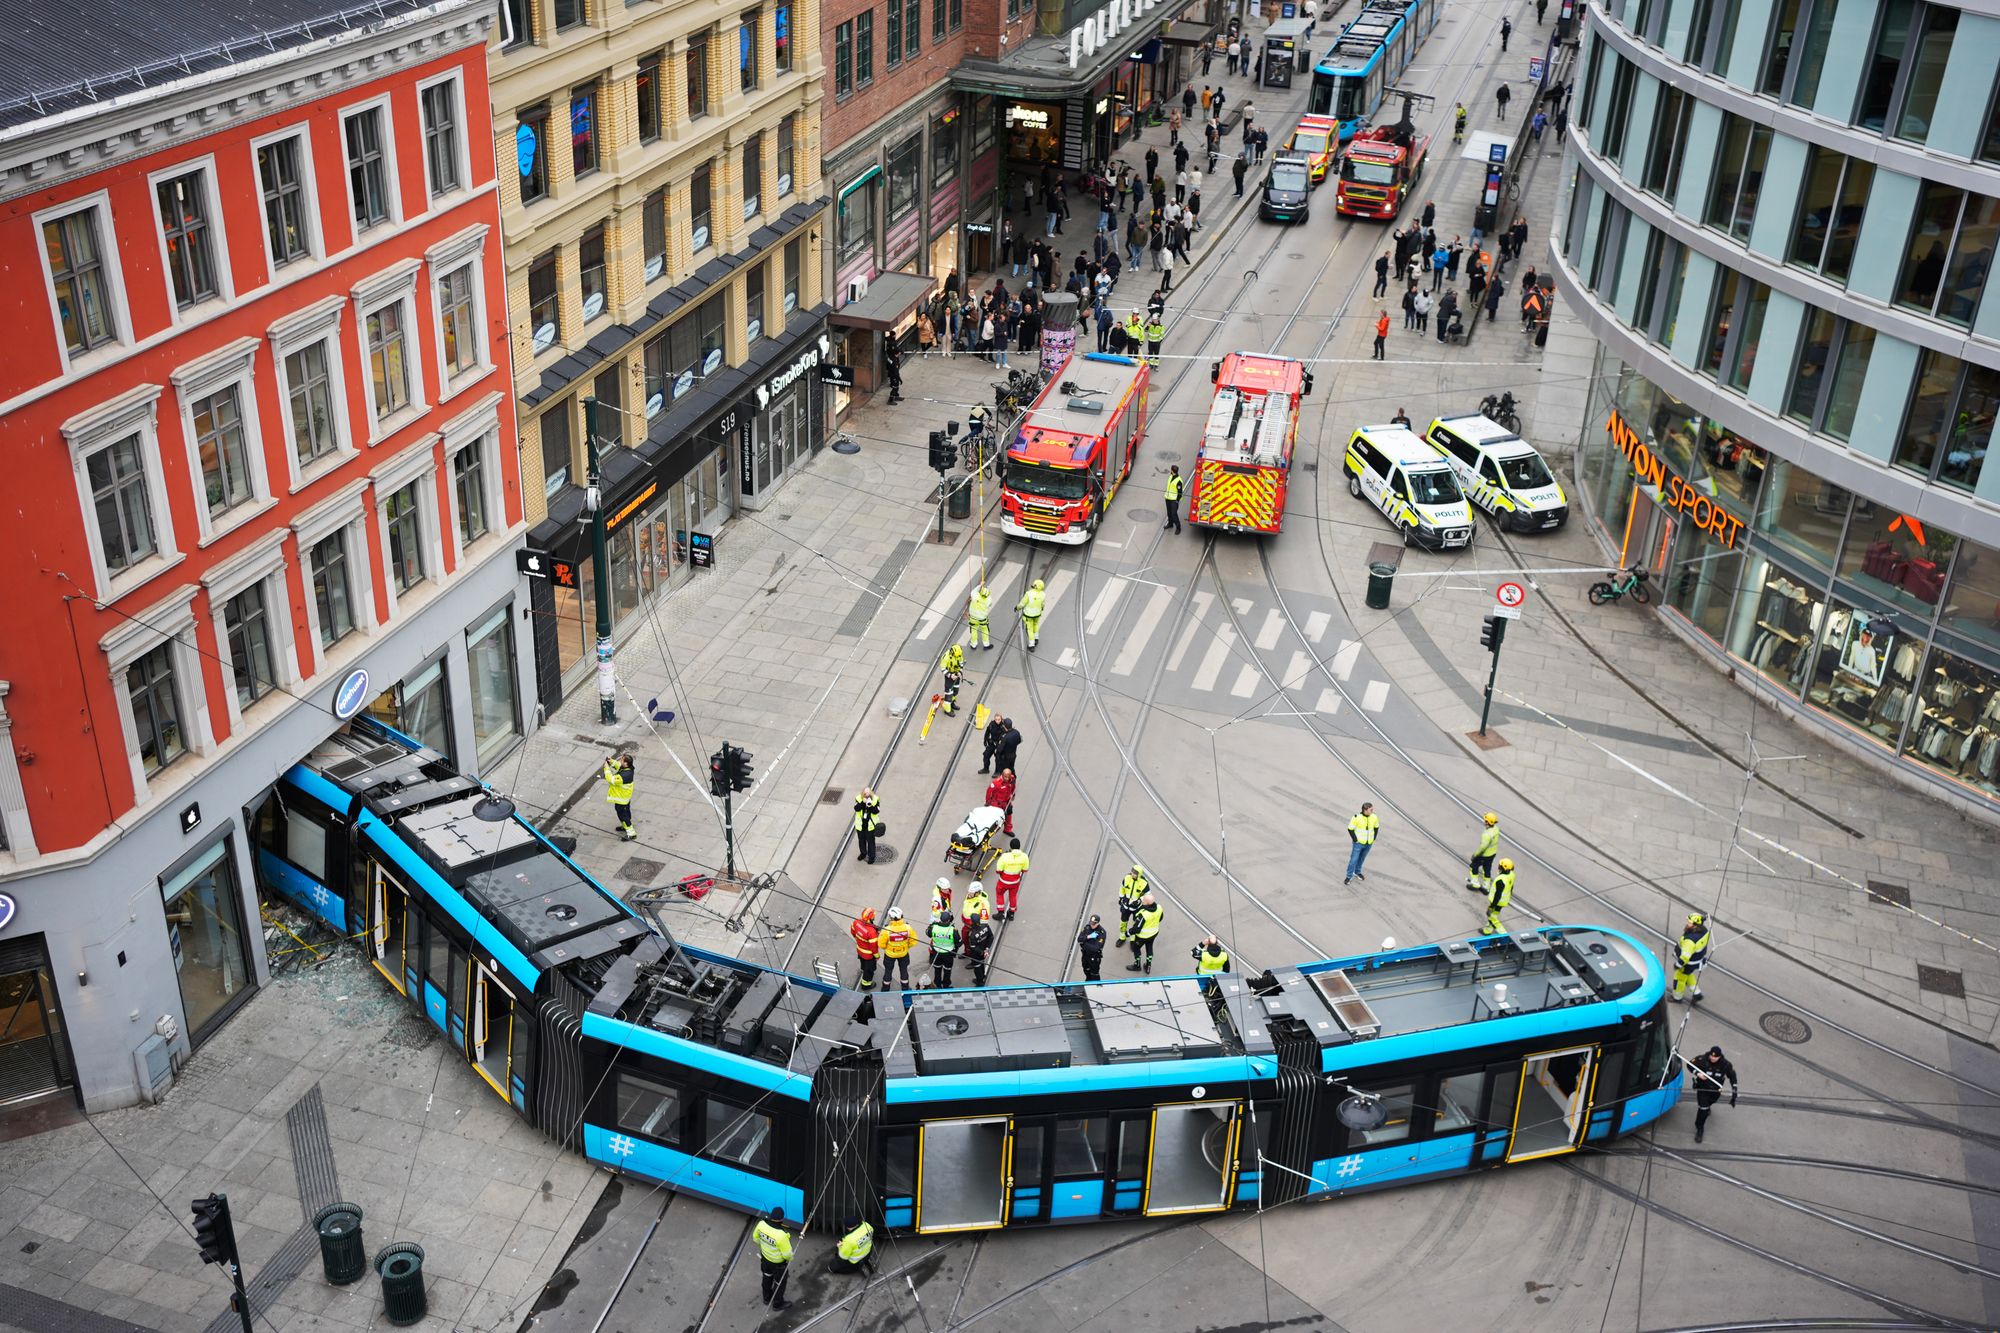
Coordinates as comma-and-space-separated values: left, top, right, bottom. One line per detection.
946, 806, 1006, 875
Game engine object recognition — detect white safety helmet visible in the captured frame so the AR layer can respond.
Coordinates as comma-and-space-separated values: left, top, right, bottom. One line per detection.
969, 881, 984, 895
935, 877, 952, 892
887, 907, 904, 921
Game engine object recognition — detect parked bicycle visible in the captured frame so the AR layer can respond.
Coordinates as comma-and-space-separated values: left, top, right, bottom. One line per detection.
1480, 391, 1522, 433
1587, 566, 1651, 606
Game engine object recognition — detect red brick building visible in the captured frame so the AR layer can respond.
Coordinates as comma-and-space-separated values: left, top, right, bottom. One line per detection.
0, 0, 538, 1114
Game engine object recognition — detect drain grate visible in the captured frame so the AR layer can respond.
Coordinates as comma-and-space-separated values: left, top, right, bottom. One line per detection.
19, 1242, 37, 1255
822, 788, 846, 805
1867, 880, 1911, 909
1302, 462, 1318, 472
1917, 965, 1966, 998
866, 844, 899, 865
618, 856, 666, 885
1758, 1011, 1812, 1044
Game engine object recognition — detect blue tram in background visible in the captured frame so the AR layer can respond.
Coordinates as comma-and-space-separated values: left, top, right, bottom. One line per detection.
1308, 0, 1442, 142
255, 719, 1683, 1234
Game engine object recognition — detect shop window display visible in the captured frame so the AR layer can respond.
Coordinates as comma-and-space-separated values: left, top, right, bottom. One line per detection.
1664, 519, 1744, 645
1903, 645, 2000, 796
1836, 514, 1952, 617
1730, 557, 1823, 696
1941, 539, 2000, 655
1753, 458, 1848, 571
1804, 599, 1916, 747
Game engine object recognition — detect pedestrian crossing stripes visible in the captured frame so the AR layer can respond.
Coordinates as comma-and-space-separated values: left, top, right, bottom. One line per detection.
1110, 585, 1175, 676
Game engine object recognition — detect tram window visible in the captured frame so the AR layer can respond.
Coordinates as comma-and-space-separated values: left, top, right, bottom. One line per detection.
508, 1005, 535, 1088
1012, 1124, 1045, 1188
424, 914, 450, 994
1433, 1072, 1484, 1134
449, 944, 470, 1032
615, 1072, 685, 1142
1113, 1118, 1148, 1178
884, 1131, 917, 1194
283, 803, 329, 879
1053, 1117, 1107, 1175
1636, 1018, 1672, 1089
706, 1096, 773, 1171
1595, 1050, 1627, 1111
1350, 1082, 1417, 1146
1488, 1064, 1521, 1129
475, 972, 513, 1090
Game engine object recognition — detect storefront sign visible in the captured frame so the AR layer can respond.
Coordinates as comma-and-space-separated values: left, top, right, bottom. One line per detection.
689, 532, 715, 568
703, 347, 725, 376
583, 291, 605, 320
820, 363, 856, 387
517, 548, 555, 579
515, 124, 538, 177
756, 333, 834, 409
1528, 56, 1546, 81
179, 802, 202, 835
1095, 97, 1111, 114
965, 221, 993, 234
552, 559, 579, 588
1006, 105, 1052, 129
1067, 0, 1152, 68
693, 225, 711, 250
532, 322, 557, 352
333, 669, 371, 720
675, 368, 696, 399
1607, 411, 1746, 549
608, 482, 659, 535
646, 254, 666, 281
0, 894, 14, 931
647, 391, 666, 417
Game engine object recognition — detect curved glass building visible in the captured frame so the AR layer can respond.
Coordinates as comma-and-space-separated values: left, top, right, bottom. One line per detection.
1552, 0, 2000, 812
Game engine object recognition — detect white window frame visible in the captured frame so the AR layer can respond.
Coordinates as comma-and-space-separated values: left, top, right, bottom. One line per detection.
99, 583, 211, 803
338, 96, 403, 236
63, 384, 179, 602
426, 224, 493, 402
171, 336, 274, 546
371, 435, 445, 619
292, 479, 375, 660
416, 71, 473, 205
269, 295, 357, 493
352, 258, 427, 440
440, 391, 506, 566
200, 530, 299, 727
33, 191, 131, 374
0, 684, 36, 859
145, 155, 233, 323
248, 123, 324, 275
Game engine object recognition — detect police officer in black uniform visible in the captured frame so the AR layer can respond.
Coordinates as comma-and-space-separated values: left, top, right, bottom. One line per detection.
1077, 914, 1108, 981
963, 912, 994, 986
1690, 1045, 1738, 1143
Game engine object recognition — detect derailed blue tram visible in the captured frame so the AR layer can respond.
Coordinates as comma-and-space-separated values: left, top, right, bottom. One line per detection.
256, 718, 1683, 1234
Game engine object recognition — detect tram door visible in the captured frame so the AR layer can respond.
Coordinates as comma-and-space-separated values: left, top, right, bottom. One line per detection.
468, 963, 516, 1106
914, 1116, 1013, 1233
369, 865, 413, 996
1142, 1101, 1241, 1216
1505, 1046, 1598, 1162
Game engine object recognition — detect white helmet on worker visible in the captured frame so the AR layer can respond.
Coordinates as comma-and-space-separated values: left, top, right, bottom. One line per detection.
935, 876, 952, 892
887, 907, 903, 921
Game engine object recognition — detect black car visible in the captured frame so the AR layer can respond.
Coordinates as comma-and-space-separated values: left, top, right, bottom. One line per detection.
1260, 151, 1312, 224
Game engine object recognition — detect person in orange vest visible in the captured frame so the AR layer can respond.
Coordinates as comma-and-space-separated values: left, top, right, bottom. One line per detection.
879, 908, 916, 990
851, 908, 881, 990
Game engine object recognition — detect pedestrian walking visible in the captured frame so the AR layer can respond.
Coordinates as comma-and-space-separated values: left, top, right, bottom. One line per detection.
1017, 580, 1045, 651
1164, 464, 1184, 532
850, 907, 880, 989
929, 911, 962, 988
1182, 85, 1197, 119
1484, 275, 1505, 323
1202, 39, 1214, 75
1437, 289, 1460, 341
853, 787, 884, 864
1671, 911, 1713, 1003
1168, 105, 1183, 146
884, 339, 904, 403
1159, 246, 1175, 295
754, 1210, 795, 1309
1212, 85, 1226, 121
1191, 935, 1231, 974
1414, 288, 1432, 332
1521, 283, 1546, 331
602, 753, 636, 841
1555, 104, 1569, 141
1495, 82, 1511, 120
1454, 101, 1467, 142
1233, 152, 1248, 196
963, 911, 994, 985
1420, 199, 1436, 231
1537, 0, 1547, 21
880, 907, 915, 989
1125, 895, 1164, 972
1078, 915, 1108, 980
1373, 310, 1389, 360
1500, 16, 1511, 49
1345, 802, 1379, 883
1374, 251, 1391, 297
1483, 858, 1515, 934
828, 1217, 877, 1275
1402, 284, 1418, 330
1689, 1046, 1739, 1143
1467, 811, 1500, 892
1531, 108, 1548, 146
1226, 35, 1239, 74
1242, 101, 1257, 143
993, 838, 1030, 919
1510, 214, 1530, 261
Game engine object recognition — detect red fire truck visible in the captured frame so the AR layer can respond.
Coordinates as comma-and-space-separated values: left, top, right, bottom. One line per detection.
1189, 353, 1313, 535
1335, 123, 1429, 219
1000, 353, 1151, 544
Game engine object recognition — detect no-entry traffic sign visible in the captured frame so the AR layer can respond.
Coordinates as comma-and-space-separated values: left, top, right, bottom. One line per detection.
1496, 581, 1528, 609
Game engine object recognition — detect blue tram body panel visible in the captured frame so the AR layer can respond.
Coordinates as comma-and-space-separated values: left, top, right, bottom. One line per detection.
583, 1124, 805, 1218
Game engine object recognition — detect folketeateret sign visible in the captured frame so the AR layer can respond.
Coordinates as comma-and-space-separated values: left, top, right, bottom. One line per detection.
1606, 411, 1746, 549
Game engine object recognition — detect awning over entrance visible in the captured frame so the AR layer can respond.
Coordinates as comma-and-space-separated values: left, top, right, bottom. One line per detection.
830, 272, 935, 332
1161, 15, 1222, 46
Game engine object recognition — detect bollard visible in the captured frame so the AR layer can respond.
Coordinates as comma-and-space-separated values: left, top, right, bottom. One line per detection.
375, 1242, 427, 1327
1365, 561, 1396, 610
313, 1203, 366, 1286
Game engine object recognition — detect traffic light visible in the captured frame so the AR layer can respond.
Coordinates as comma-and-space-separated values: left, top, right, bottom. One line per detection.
725, 743, 755, 793
708, 750, 728, 798
191, 1193, 236, 1268
927, 429, 954, 471
1479, 613, 1507, 653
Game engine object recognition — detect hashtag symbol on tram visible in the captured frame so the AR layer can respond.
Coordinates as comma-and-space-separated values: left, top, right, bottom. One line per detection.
608, 1134, 636, 1157
1336, 1155, 1364, 1179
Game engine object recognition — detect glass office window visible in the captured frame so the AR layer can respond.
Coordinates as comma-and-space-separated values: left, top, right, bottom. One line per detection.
1754, 458, 1847, 571
1761, 0, 1804, 95
1902, 645, 2000, 795
1895, 349, 1959, 482
1838, 508, 1952, 616
1942, 540, 2000, 655
467, 606, 519, 766
1805, 599, 1916, 747
1786, 0, 1839, 107
1703, 270, 1746, 378
1821, 324, 1874, 441
1895, 5, 1957, 143
162, 841, 252, 1040
1788, 306, 1836, 423
1941, 365, 1998, 493
1789, 150, 1870, 283
1898, 182, 1964, 314
1727, 281, 1769, 391
1856, 0, 1918, 132
1730, 556, 1824, 696
1940, 194, 1998, 329
1983, 91, 2000, 165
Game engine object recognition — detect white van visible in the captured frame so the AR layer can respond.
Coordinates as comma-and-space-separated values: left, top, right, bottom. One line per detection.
1425, 414, 1569, 533
1344, 426, 1474, 549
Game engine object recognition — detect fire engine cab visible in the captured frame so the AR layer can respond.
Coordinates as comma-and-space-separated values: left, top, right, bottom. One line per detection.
1190, 353, 1313, 535
1001, 354, 1150, 544
1335, 92, 1432, 220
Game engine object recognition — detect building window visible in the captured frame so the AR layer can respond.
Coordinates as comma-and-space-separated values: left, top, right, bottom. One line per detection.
1640, 88, 1687, 200
1782, 0, 1839, 107
886, 0, 902, 69
1855, 0, 1928, 134
1896, 184, 1998, 328
192, 387, 255, 519
1895, 5, 1958, 143
518, 104, 550, 203
644, 333, 669, 411
643, 189, 668, 280
1982, 90, 2000, 165
777, 117, 796, 195
904, 0, 920, 57
467, 606, 519, 765
691, 165, 714, 250
887, 134, 920, 225
857, 12, 873, 85
88, 435, 158, 574
579, 224, 608, 318
453, 441, 489, 547
1597, 58, 1639, 165
1726, 281, 1770, 392
839, 182, 872, 261
285, 342, 339, 467
784, 235, 801, 312
310, 533, 355, 645
541, 403, 572, 495
504, 0, 532, 45
365, 302, 411, 421
421, 80, 463, 198
742, 10, 761, 90
742, 136, 762, 219
590, 366, 622, 450
1760, 0, 1804, 95
1788, 148, 1871, 284
554, 0, 585, 29
345, 107, 392, 232
257, 135, 312, 268
834, 22, 853, 98
949, 0, 961, 35
1787, 306, 1837, 423
775, 2, 792, 72
437, 265, 480, 381
637, 55, 663, 143
1822, 323, 1876, 441
688, 37, 710, 120
224, 586, 275, 708
1894, 353, 1995, 492
571, 82, 598, 179
156, 170, 219, 309
667, 295, 725, 396
932, 111, 960, 188
528, 249, 559, 346
746, 260, 766, 341
127, 644, 184, 776
1704, 114, 1770, 242
44, 205, 119, 356
933, 0, 945, 42
385, 482, 426, 593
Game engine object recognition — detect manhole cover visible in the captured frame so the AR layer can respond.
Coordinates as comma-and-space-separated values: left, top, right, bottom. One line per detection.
1867, 880, 1911, 909
618, 856, 665, 884
821, 787, 846, 805
1153, 450, 1182, 461
1128, 508, 1160, 522
1917, 965, 1966, 998
832, 438, 861, 454
1758, 1011, 1812, 1044
868, 844, 899, 864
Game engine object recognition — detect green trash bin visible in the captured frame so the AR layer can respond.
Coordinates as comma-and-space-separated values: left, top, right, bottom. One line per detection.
314, 1203, 366, 1286
1365, 561, 1396, 609
375, 1242, 427, 1326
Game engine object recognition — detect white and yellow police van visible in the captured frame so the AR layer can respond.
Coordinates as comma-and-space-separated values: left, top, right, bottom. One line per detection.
1344, 425, 1475, 550
1425, 413, 1569, 533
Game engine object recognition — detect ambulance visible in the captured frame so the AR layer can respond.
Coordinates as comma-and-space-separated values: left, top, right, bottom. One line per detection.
1424, 413, 1569, 533
1285, 114, 1342, 183
1344, 425, 1474, 549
